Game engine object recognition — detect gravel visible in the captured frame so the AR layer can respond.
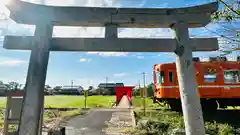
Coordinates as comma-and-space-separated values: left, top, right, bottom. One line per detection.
103, 96, 134, 135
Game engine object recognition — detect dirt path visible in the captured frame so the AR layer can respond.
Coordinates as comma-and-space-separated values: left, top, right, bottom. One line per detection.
65, 96, 134, 135
116, 96, 132, 109
66, 109, 115, 135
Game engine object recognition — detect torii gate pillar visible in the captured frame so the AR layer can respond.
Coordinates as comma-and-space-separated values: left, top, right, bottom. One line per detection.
18, 23, 53, 135
172, 22, 205, 134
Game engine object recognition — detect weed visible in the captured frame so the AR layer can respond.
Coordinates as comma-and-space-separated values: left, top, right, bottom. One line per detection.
134, 110, 237, 135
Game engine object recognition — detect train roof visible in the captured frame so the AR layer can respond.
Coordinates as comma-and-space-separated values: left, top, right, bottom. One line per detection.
154, 61, 240, 71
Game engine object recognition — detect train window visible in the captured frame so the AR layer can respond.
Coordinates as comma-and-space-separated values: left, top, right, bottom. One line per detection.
169, 72, 173, 83
204, 67, 217, 83
224, 70, 240, 83
157, 71, 164, 84
204, 74, 216, 83
160, 71, 164, 83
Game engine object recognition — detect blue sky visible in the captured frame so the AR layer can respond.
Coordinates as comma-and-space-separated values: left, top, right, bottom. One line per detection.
0, 0, 239, 88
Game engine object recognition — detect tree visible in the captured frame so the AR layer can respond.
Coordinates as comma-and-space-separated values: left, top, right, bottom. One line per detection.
45, 85, 51, 89
6, 81, 21, 91
88, 86, 94, 90
146, 83, 154, 97
212, 0, 240, 54
132, 88, 140, 97
53, 86, 61, 91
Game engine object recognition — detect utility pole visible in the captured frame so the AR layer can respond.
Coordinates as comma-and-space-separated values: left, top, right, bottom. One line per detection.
142, 72, 146, 97
105, 76, 108, 88
106, 76, 108, 84
142, 72, 146, 116
138, 80, 141, 89
71, 80, 73, 88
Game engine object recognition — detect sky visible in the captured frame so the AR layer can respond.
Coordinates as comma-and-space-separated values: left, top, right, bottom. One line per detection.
0, 0, 239, 89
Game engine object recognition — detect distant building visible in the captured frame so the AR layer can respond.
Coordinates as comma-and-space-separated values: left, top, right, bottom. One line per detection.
98, 83, 124, 89
0, 82, 7, 93
58, 85, 84, 95
98, 83, 124, 95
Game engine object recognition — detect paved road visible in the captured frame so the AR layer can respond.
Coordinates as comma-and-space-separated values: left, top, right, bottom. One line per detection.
0, 109, 114, 135
66, 109, 115, 135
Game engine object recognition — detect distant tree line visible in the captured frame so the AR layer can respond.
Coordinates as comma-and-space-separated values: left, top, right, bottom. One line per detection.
0, 81, 155, 97
132, 83, 154, 98
0, 81, 23, 91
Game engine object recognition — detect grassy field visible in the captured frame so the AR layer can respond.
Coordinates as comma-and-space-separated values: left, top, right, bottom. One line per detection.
131, 96, 167, 110
130, 97, 240, 135
45, 95, 115, 108
127, 110, 240, 135
0, 95, 115, 109
0, 95, 115, 132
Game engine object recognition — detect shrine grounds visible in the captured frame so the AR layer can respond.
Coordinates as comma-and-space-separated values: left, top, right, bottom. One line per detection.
0, 95, 238, 134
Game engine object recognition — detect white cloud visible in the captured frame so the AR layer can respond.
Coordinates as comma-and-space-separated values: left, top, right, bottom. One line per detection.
120, 0, 146, 7
73, 78, 97, 89
113, 73, 128, 77
108, 81, 115, 83
21, 0, 120, 7
87, 52, 129, 57
136, 56, 144, 59
200, 57, 209, 61
0, 57, 26, 66
118, 28, 174, 38
79, 58, 91, 62
226, 54, 237, 61
53, 27, 105, 38
73, 77, 117, 89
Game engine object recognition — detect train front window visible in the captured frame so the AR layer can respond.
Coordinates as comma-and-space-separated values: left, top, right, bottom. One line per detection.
156, 71, 164, 84
224, 70, 240, 83
169, 72, 173, 83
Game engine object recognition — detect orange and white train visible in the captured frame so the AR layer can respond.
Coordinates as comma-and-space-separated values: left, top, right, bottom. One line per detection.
153, 56, 240, 111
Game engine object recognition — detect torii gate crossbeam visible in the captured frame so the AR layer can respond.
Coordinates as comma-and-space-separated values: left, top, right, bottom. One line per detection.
3, 36, 218, 52
3, 0, 219, 135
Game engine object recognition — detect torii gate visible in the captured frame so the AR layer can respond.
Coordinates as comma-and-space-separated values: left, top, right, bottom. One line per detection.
3, 0, 219, 135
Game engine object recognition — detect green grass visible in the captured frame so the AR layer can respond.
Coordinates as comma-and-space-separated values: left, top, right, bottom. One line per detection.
132, 110, 239, 135
131, 97, 240, 135
45, 95, 115, 108
0, 97, 6, 109
132, 96, 166, 110
132, 96, 152, 108
0, 96, 115, 109
0, 95, 115, 132
43, 109, 85, 122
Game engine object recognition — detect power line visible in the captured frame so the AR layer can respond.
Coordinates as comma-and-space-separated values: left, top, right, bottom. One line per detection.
218, 0, 240, 16
218, 23, 239, 33
204, 26, 240, 43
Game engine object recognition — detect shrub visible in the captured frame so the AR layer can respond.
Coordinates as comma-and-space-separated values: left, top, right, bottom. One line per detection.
205, 121, 234, 135
136, 120, 170, 135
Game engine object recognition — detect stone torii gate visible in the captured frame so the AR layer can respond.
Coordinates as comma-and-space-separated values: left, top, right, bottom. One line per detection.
3, 0, 219, 135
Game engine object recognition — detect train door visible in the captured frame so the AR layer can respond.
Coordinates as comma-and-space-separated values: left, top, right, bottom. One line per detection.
166, 70, 179, 98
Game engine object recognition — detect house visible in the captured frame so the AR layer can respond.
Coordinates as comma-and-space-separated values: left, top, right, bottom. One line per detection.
58, 85, 84, 95
0, 82, 7, 92
97, 83, 124, 95
0, 82, 7, 96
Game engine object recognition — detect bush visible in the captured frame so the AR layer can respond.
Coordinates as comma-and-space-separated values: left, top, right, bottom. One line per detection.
135, 111, 236, 135
205, 121, 234, 135
136, 120, 170, 135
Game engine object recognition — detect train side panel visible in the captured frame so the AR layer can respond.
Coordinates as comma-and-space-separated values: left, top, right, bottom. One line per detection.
154, 61, 240, 111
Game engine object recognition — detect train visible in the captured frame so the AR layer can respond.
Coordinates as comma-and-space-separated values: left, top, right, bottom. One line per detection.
153, 56, 240, 111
